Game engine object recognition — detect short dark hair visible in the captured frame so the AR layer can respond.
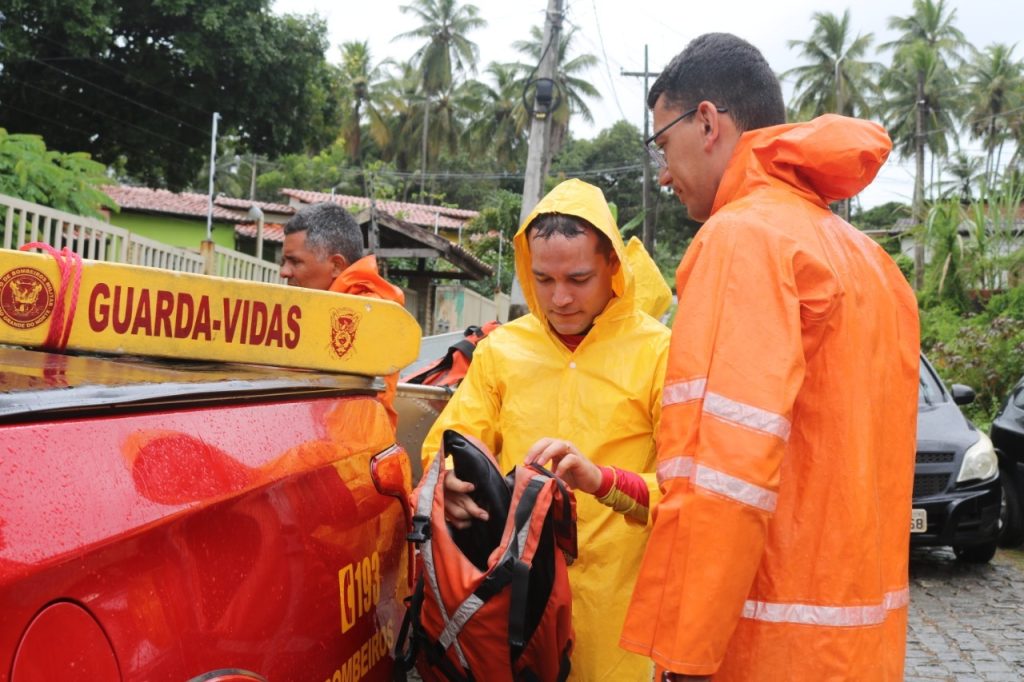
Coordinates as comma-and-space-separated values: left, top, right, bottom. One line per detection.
525, 213, 614, 260
648, 33, 785, 133
284, 202, 364, 265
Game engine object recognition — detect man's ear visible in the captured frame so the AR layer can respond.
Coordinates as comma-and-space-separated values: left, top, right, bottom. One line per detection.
328, 253, 349, 277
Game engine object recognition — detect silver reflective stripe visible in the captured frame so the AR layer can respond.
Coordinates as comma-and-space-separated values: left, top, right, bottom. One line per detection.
419, 453, 469, 667
417, 450, 444, 519
742, 588, 910, 627
884, 587, 910, 610
439, 594, 485, 648
656, 457, 776, 512
663, 378, 707, 406
704, 392, 791, 441
657, 456, 694, 486
694, 464, 777, 512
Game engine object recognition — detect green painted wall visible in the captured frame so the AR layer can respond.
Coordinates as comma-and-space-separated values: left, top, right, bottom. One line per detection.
109, 212, 235, 250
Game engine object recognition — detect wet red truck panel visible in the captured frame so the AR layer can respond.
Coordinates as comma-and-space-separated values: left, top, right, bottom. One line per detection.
0, 348, 412, 682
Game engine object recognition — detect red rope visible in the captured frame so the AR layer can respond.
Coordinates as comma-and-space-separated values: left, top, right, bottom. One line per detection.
18, 242, 83, 351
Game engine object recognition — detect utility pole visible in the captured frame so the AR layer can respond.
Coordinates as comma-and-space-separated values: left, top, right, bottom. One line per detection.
202, 111, 221, 276
834, 55, 850, 223
509, 0, 563, 315
622, 46, 659, 254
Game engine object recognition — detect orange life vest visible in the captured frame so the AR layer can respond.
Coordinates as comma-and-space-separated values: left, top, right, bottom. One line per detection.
396, 430, 576, 682
401, 321, 501, 389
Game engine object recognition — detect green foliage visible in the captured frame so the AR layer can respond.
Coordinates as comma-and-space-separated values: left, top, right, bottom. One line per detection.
922, 300, 1024, 428
853, 201, 910, 231
919, 201, 972, 311
254, 142, 354, 200
893, 253, 915, 282
783, 9, 881, 120
0, 0, 342, 189
0, 129, 116, 218
462, 189, 520, 296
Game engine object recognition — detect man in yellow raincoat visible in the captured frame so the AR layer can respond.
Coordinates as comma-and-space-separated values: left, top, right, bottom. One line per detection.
621, 33, 919, 680
421, 178, 671, 680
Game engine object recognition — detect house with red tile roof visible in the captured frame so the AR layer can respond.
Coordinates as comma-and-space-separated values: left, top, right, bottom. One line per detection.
101, 185, 496, 329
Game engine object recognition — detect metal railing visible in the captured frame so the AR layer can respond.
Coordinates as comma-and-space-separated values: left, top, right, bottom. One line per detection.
1, 193, 281, 284
213, 244, 282, 283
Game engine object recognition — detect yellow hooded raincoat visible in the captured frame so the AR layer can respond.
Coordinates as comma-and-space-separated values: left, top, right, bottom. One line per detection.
422, 179, 671, 680
621, 115, 920, 680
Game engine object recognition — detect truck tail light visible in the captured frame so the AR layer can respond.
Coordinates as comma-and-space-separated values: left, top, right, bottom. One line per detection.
370, 444, 415, 587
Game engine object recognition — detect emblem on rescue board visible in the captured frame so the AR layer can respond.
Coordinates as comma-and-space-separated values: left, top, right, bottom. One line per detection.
0, 267, 56, 329
330, 307, 360, 359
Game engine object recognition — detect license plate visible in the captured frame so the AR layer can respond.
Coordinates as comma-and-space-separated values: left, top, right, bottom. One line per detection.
911, 508, 927, 533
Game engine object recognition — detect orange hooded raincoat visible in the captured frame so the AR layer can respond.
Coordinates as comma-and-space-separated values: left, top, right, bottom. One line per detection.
620, 115, 920, 680
330, 254, 405, 428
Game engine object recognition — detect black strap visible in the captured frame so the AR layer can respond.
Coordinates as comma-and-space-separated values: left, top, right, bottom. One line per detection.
393, 575, 425, 679
422, 639, 476, 682
473, 557, 517, 602
508, 559, 530, 649
558, 639, 573, 681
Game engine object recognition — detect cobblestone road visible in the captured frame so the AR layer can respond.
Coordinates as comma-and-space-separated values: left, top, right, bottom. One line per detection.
906, 548, 1024, 681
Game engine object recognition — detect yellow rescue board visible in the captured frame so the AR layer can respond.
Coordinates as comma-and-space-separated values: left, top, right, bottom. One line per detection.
0, 249, 420, 376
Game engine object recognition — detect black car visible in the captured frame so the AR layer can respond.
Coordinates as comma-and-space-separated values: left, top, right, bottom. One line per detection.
912, 356, 1002, 563
990, 373, 1024, 547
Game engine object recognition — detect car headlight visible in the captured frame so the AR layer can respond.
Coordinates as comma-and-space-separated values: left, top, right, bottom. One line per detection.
956, 432, 998, 483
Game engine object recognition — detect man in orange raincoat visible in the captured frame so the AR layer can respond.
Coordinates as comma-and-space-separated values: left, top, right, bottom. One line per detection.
281, 202, 406, 427
620, 33, 920, 681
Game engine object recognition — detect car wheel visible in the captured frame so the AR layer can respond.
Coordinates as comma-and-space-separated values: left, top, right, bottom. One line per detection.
953, 541, 998, 564
998, 471, 1024, 548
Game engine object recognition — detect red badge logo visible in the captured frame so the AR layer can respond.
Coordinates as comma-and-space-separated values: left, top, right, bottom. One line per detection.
329, 307, 361, 359
0, 267, 56, 330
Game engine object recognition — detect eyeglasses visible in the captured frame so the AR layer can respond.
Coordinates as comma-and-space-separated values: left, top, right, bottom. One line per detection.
644, 104, 729, 169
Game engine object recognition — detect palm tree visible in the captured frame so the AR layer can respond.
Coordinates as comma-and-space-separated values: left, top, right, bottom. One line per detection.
338, 41, 392, 162
964, 43, 1024, 188
395, 0, 486, 197
513, 25, 600, 156
465, 62, 528, 170
939, 150, 984, 203
396, 0, 486, 96
377, 60, 424, 172
882, 0, 968, 289
784, 10, 881, 120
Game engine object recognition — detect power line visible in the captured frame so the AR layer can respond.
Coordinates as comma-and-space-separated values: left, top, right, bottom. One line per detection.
4, 46, 211, 137
323, 162, 644, 183
3, 73, 201, 149
0, 102, 104, 141
582, 6, 627, 122
30, 33, 214, 117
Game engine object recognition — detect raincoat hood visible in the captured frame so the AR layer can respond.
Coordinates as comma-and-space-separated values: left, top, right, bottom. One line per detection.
515, 179, 667, 325
712, 114, 892, 216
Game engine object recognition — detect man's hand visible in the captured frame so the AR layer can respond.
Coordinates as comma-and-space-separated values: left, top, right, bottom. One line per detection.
442, 471, 489, 529
523, 438, 602, 494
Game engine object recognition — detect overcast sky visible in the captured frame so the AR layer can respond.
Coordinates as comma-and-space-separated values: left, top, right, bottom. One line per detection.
273, 0, 1016, 209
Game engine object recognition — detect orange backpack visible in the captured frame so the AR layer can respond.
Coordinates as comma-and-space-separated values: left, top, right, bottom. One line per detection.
395, 430, 577, 682
400, 322, 501, 389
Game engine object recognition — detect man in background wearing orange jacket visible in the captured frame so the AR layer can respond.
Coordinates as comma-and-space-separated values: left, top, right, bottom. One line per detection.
281, 202, 406, 427
620, 33, 920, 681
